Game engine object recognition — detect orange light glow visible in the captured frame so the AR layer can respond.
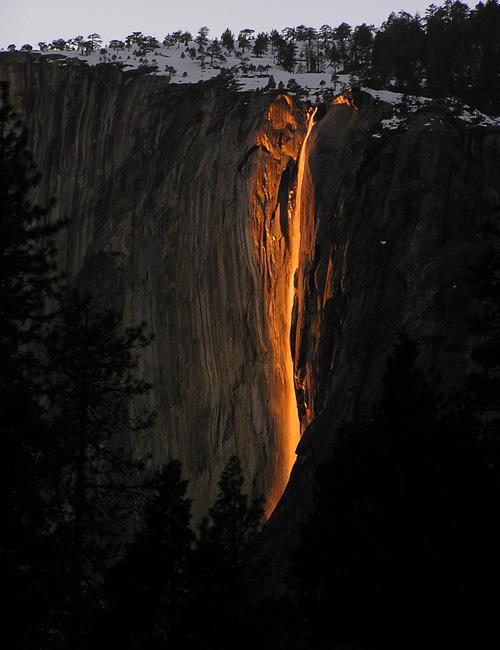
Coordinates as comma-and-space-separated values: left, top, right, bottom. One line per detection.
332, 94, 349, 105
251, 99, 318, 518
332, 93, 357, 109
279, 106, 317, 506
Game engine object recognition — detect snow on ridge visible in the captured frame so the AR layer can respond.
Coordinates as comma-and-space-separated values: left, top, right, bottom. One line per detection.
364, 88, 430, 107
366, 91, 500, 136
17, 41, 500, 128
455, 104, 500, 128
32, 43, 344, 98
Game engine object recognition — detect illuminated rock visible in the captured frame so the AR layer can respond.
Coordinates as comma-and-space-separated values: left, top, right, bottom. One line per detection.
3, 54, 499, 569
265, 93, 500, 580
0, 53, 306, 518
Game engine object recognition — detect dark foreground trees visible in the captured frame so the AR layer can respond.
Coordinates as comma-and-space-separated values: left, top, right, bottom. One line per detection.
370, 1, 500, 112
97, 455, 264, 650
290, 333, 500, 649
44, 291, 155, 648
1, 78, 267, 650
266, 2, 500, 114
0, 82, 157, 648
97, 460, 194, 650
3, 286, 157, 649
0, 80, 60, 649
193, 456, 264, 650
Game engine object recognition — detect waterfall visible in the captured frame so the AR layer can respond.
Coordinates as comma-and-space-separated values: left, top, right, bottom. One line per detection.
278, 107, 318, 508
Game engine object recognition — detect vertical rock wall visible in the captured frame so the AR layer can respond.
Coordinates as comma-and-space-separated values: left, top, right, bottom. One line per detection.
0, 54, 306, 517
7, 54, 498, 574
265, 95, 500, 576
293, 97, 500, 437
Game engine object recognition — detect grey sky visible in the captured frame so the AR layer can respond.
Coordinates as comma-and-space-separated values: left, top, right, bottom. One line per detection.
2, 0, 477, 48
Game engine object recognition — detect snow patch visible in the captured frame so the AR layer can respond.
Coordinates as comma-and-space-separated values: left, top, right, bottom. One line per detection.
381, 116, 406, 130
16, 40, 500, 128
457, 105, 500, 128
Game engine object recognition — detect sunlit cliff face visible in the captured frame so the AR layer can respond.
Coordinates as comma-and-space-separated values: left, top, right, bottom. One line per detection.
4, 52, 313, 520
291, 97, 357, 439
286, 107, 317, 449
332, 94, 350, 106
251, 97, 352, 514
291, 104, 323, 434
246, 95, 306, 516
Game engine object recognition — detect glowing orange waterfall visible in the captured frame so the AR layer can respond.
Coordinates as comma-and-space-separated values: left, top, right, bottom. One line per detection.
279, 107, 318, 508
254, 98, 318, 518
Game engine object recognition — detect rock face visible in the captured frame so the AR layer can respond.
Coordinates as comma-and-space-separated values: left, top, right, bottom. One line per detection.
0, 53, 305, 518
295, 98, 500, 431
266, 93, 500, 573
2, 54, 500, 568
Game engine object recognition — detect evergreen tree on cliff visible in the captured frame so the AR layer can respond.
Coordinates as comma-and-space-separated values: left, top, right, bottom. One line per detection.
371, 11, 425, 92
252, 32, 269, 57
220, 28, 235, 51
0, 81, 59, 648
276, 40, 297, 73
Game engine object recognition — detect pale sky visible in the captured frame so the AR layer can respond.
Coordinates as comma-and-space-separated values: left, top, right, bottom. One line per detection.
1, 0, 477, 48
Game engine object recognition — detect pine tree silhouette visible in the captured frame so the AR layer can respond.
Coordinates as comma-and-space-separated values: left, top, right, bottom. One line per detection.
97, 461, 194, 650
44, 290, 155, 648
0, 81, 60, 649
199, 456, 263, 568
193, 456, 264, 650
290, 333, 490, 649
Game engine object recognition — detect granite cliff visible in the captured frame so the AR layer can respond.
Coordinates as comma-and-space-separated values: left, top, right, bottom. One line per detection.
2, 54, 500, 557
267, 90, 500, 570
1, 53, 305, 517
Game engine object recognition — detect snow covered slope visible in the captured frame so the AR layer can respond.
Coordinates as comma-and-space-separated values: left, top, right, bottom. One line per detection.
32, 38, 351, 98
27, 35, 500, 130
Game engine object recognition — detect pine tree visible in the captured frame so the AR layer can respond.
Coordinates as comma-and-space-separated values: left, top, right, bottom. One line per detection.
0, 82, 58, 365
193, 457, 264, 650
208, 38, 221, 67
199, 456, 263, 567
195, 26, 209, 52
97, 461, 194, 650
220, 28, 235, 51
0, 81, 59, 649
237, 29, 254, 53
351, 23, 374, 68
276, 40, 296, 73
252, 32, 269, 58
372, 12, 425, 92
44, 291, 155, 648
335, 22, 352, 66
289, 334, 487, 649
